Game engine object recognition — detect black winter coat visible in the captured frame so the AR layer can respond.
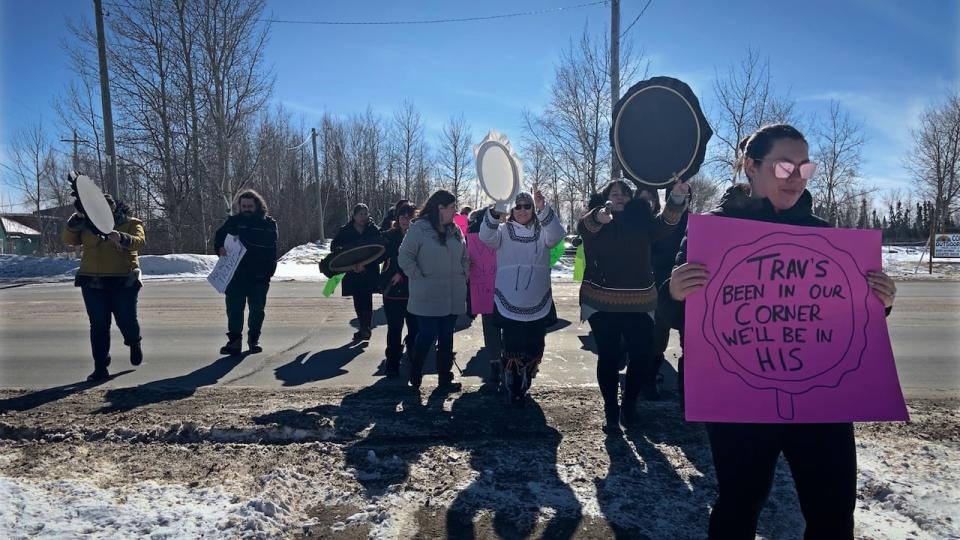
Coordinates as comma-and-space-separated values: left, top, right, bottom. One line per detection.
332, 220, 381, 297
379, 227, 410, 299
213, 213, 278, 280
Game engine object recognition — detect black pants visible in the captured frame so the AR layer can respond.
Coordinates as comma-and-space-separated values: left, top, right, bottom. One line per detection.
352, 292, 373, 329
81, 285, 142, 370
481, 313, 503, 363
588, 311, 655, 410
383, 298, 418, 370
225, 277, 270, 341
706, 422, 856, 539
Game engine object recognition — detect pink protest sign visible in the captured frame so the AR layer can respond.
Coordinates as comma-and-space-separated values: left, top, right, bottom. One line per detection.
467, 232, 497, 315
454, 214, 468, 237
685, 214, 908, 423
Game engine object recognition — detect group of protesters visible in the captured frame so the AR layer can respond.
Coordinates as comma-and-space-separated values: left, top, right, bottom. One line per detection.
65, 123, 899, 538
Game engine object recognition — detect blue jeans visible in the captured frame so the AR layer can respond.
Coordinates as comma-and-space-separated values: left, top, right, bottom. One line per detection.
410, 314, 457, 385
81, 285, 142, 370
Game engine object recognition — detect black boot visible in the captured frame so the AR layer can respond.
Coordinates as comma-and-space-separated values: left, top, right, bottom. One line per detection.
603, 403, 621, 433
247, 337, 262, 354
384, 354, 400, 378
87, 356, 111, 382
620, 397, 638, 428
129, 342, 143, 366
357, 310, 373, 340
220, 335, 242, 356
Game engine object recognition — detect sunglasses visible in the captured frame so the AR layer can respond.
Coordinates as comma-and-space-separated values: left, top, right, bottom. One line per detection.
756, 159, 818, 181
514, 204, 533, 210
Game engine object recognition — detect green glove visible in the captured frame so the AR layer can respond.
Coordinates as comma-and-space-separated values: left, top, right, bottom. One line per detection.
573, 244, 585, 282
322, 273, 345, 297
550, 240, 565, 266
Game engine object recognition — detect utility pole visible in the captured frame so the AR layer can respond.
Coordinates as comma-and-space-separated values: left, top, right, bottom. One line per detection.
94, 0, 119, 199
610, 0, 621, 180
311, 128, 325, 240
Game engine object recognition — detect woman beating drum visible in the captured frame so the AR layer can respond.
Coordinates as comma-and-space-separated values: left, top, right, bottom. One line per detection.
479, 190, 565, 406
578, 179, 690, 430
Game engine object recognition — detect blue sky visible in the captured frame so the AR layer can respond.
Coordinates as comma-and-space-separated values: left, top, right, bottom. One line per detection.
1, 0, 958, 211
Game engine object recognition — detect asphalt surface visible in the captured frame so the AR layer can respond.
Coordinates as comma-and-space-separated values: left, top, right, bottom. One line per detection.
0, 280, 957, 398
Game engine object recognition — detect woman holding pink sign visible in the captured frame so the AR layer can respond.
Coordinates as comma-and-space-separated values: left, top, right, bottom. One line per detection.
479, 190, 565, 407
578, 179, 689, 431
664, 123, 897, 539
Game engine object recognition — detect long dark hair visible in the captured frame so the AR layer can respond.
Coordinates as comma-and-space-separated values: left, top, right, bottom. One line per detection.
233, 189, 268, 216
735, 123, 808, 184
417, 189, 457, 244
600, 179, 634, 203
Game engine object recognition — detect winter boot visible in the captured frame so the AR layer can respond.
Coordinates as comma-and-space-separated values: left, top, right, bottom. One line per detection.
220, 335, 242, 356
603, 402, 621, 433
356, 310, 373, 340
129, 342, 143, 366
87, 355, 111, 382
87, 367, 110, 382
384, 354, 400, 378
437, 370, 462, 392
247, 339, 263, 354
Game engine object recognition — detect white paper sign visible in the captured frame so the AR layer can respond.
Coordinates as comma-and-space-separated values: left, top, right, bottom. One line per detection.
207, 234, 247, 293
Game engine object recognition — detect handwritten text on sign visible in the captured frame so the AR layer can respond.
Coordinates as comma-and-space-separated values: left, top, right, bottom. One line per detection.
684, 214, 908, 423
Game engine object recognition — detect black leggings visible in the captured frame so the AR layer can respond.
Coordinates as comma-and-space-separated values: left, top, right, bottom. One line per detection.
706, 422, 856, 539
587, 311, 655, 409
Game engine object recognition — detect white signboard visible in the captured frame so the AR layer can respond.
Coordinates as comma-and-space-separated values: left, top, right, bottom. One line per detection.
207, 234, 247, 293
934, 233, 960, 258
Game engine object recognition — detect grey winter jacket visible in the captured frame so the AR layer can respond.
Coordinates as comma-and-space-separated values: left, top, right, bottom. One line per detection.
398, 218, 469, 317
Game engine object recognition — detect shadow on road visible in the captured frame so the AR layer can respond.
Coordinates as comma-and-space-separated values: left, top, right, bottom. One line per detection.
96, 355, 248, 413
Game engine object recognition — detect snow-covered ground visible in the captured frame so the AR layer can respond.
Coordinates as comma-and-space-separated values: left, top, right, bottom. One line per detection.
0, 390, 956, 539
3, 241, 954, 284
0, 240, 333, 283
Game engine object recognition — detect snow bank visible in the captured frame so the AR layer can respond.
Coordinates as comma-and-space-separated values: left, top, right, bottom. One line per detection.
1, 242, 956, 283
0, 476, 286, 539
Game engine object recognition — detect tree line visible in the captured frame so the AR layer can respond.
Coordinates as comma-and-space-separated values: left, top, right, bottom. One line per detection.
4, 0, 958, 256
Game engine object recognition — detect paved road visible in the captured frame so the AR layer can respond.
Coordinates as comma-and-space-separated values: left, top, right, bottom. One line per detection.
1, 280, 957, 398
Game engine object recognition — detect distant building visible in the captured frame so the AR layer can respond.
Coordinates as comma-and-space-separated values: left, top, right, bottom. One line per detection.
1, 216, 42, 255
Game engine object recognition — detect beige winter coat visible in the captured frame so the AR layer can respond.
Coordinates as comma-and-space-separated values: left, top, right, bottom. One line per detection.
398, 218, 469, 317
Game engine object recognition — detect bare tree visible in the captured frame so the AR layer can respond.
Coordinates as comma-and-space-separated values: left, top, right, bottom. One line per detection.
709, 48, 797, 183
195, 0, 272, 212
907, 91, 960, 232
436, 114, 472, 202
391, 100, 427, 200
523, 27, 645, 217
809, 101, 868, 226
686, 172, 721, 214
6, 123, 59, 253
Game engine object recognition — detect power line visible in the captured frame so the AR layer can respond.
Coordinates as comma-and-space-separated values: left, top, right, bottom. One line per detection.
620, 0, 652, 38
259, 1, 608, 26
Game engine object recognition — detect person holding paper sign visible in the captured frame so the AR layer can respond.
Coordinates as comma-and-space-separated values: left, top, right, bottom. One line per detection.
379, 203, 419, 377
479, 190, 565, 407
63, 192, 146, 381
398, 189, 469, 391
578, 178, 689, 430
332, 203, 382, 342
214, 190, 278, 355
663, 123, 897, 539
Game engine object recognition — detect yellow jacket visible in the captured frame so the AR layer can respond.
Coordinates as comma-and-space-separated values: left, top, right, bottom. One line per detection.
62, 213, 145, 277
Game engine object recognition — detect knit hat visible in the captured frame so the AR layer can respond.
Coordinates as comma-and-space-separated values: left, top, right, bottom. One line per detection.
514, 191, 534, 206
